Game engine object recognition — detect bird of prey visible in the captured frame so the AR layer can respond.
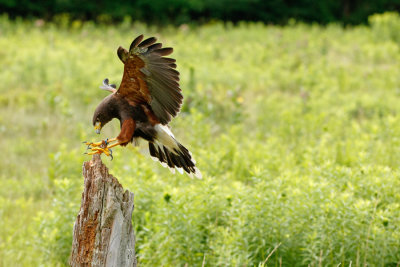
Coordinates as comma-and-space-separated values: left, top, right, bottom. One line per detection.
84, 35, 201, 178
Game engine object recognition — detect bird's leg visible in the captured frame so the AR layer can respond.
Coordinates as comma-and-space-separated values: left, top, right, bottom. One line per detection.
85, 138, 122, 160
84, 118, 135, 160
104, 141, 121, 149
84, 138, 117, 148
88, 140, 121, 153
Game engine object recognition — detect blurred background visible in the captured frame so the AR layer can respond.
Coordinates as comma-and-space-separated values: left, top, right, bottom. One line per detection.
1, 0, 400, 266
1, 0, 400, 25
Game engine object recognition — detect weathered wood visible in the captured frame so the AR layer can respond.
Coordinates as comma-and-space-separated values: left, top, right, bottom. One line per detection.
69, 154, 136, 267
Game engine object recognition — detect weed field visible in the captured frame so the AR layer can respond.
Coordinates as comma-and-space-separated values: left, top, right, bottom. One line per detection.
1, 13, 400, 266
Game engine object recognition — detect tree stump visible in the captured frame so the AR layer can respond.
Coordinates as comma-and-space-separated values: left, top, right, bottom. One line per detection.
69, 154, 136, 267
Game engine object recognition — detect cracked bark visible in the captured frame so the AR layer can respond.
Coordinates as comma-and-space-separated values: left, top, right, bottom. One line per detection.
69, 154, 136, 267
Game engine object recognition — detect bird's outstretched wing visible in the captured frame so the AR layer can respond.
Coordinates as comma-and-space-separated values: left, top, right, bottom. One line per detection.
117, 35, 183, 125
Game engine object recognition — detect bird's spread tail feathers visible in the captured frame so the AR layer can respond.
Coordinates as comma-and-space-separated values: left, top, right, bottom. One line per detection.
148, 124, 201, 178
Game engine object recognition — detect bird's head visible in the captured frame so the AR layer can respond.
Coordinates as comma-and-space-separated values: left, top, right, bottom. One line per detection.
92, 78, 119, 134
92, 94, 116, 134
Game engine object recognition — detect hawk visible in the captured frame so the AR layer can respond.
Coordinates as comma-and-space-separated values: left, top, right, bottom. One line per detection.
85, 35, 201, 178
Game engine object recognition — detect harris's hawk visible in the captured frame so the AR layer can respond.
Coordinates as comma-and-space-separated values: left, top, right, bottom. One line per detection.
85, 35, 201, 178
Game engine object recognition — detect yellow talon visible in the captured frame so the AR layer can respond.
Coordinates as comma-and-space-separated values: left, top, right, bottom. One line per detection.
85, 140, 103, 147
89, 147, 110, 156
84, 138, 119, 160
84, 138, 117, 147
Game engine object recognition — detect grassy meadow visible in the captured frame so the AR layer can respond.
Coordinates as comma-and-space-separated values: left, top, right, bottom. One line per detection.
1, 12, 400, 266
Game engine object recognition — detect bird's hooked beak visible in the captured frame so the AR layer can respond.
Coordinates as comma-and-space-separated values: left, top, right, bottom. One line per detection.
94, 121, 102, 134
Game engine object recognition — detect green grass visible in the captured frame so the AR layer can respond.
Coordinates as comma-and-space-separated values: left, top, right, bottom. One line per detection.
1, 12, 400, 266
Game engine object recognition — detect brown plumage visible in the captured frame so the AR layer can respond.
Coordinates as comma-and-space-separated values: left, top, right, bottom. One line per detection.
85, 35, 201, 178
116, 35, 182, 124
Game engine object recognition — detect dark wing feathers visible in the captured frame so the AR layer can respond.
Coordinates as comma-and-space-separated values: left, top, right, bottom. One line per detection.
117, 47, 129, 63
152, 47, 173, 56
117, 35, 183, 124
138, 37, 157, 48
161, 58, 176, 63
147, 43, 162, 52
129, 35, 144, 51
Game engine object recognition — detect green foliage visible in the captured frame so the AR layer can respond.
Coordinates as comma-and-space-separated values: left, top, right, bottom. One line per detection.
369, 12, 400, 44
0, 0, 399, 25
1, 12, 400, 266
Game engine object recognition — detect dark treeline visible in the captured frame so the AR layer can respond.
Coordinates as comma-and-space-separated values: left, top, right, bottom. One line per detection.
1, 0, 400, 25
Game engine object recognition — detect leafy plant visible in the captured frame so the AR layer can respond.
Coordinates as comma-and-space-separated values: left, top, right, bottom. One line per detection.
1, 13, 400, 266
